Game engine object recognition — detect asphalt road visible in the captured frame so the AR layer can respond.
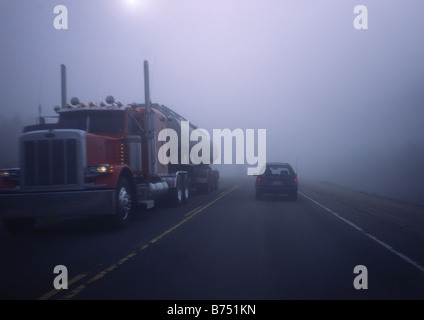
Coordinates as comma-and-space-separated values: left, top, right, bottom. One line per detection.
1, 176, 424, 300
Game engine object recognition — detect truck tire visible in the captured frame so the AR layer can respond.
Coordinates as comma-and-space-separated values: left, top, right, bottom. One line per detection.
203, 179, 212, 194
171, 175, 183, 206
2, 218, 36, 234
112, 177, 133, 228
213, 178, 219, 191
182, 174, 190, 204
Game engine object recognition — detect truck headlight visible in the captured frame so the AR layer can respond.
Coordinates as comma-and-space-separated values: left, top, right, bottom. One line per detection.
86, 164, 114, 177
0, 169, 21, 180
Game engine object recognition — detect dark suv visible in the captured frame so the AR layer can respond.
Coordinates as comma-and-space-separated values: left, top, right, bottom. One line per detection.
255, 162, 298, 200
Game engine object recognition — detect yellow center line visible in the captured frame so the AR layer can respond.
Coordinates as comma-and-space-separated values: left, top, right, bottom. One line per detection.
43, 185, 239, 300
183, 186, 238, 217
150, 186, 240, 244
184, 204, 208, 217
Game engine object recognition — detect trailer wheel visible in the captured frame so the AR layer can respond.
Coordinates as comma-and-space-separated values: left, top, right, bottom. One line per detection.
112, 177, 132, 228
202, 180, 212, 194
182, 174, 190, 203
213, 178, 219, 191
2, 218, 36, 234
170, 175, 183, 206
207, 180, 213, 193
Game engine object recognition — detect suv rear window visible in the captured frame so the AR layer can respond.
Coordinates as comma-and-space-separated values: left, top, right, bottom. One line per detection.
264, 166, 292, 176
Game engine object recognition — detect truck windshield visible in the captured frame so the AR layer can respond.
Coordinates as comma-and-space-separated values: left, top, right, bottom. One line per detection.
59, 111, 124, 134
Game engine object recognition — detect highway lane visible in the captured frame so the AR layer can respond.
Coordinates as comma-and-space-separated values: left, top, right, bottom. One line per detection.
1, 176, 424, 300
0, 177, 236, 300
70, 177, 424, 300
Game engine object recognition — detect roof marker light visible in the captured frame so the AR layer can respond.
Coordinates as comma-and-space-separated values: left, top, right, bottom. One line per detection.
106, 95, 115, 105
70, 97, 80, 106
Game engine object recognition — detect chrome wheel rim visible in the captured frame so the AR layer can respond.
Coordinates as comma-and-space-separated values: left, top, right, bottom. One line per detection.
177, 188, 182, 202
118, 187, 131, 221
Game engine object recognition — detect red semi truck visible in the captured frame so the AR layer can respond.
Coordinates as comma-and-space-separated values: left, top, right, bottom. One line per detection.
0, 61, 219, 233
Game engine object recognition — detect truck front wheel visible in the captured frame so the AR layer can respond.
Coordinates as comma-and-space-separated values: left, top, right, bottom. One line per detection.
2, 218, 36, 234
112, 177, 133, 228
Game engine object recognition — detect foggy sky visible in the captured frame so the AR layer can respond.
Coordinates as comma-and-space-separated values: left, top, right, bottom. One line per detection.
1, 0, 424, 204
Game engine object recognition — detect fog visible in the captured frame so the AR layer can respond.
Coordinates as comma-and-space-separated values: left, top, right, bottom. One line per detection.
1, 0, 424, 204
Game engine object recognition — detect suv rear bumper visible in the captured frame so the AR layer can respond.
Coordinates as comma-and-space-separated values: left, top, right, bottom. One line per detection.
0, 190, 116, 219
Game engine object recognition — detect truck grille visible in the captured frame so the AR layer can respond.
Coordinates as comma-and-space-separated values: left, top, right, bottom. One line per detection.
23, 139, 78, 186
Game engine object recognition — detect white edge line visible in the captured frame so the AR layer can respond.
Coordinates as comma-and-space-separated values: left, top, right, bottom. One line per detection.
299, 191, 424, 274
